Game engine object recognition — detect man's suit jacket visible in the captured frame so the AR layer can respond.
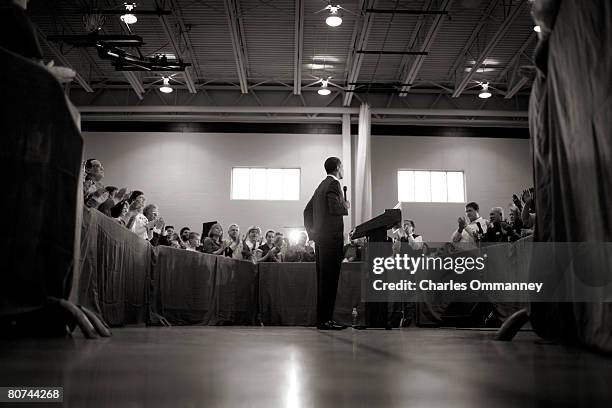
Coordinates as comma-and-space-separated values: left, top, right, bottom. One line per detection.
304, 176, 348, 245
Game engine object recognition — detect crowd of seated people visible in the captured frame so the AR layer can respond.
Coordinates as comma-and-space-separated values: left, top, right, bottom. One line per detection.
82, 158, 535, 262
447, 187, 536, 248
386, 187, 536, 255
81, 158, 321, 263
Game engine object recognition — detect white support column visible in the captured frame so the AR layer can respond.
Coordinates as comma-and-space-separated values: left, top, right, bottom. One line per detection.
342, 113, 353, 235
354, 104, 372, 226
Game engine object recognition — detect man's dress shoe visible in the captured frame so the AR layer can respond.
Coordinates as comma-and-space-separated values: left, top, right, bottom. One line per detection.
317, 320, 347, 330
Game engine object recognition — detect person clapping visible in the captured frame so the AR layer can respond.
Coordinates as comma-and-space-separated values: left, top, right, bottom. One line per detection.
202, 223, 228, 255
451, 202, 488, 244
233, 226, 261, 263
257, 230, 282, 262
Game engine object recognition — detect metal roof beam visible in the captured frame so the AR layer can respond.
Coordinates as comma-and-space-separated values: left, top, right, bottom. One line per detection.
446, 0, 498, 80
494, 31, 536, 84
452, 0, 527, 97
79, 114, 527, 127
366, 9, 448, 15
158, 13, 196, 93
122, 71, 144, 99
80, 105, 359, 114
343, 0, 376, 106
35, 26, 94, 92
79, 105, 526, 119
371, 108, 527, 117
392, 0, 431, 83
504, 76, 529, 99
398, 0, 454, 96
293, 0, 304, 95
224, 0, 249, 93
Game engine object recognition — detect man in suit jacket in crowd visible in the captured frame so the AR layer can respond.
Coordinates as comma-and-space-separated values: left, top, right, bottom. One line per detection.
304, 157, 350, 330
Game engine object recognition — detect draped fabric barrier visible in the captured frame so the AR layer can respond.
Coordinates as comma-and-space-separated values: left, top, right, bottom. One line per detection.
213, 256, 259, 325
151, 246, 216, 325
528, 0, 612, 353
258, 262, 317, 326
76, 209, 532, 328
75, 209, 152, 326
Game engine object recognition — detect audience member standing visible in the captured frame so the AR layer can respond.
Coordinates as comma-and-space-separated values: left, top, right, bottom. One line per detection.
186, 232, 203, 252
127, 195, 149, 240
97, 186, 119, 216
484, 207, 520, 242
202, 223, 227, 255
178, 227, 191, 249
285, 231, 315, 262
451, 202, 488, 244
83, 159, 108, 208
234, 226, 261, 262
110, 200, 129, 227
224, 224, 241, 257
258, 230, 281, 262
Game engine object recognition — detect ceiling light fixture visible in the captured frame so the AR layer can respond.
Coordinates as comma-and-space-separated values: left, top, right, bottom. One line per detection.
533, 25, 541, 33
159, 77, 173, 93
317, 79, 332, 95
326, 6, 343, 27
478, 82, 492, 99
120, 3, 137, 25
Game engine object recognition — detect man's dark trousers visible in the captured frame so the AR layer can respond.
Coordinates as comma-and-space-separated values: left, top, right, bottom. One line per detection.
315, 241, 344, 323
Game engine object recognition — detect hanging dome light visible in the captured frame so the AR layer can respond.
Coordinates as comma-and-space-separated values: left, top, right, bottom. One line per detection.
533, 25, 541, 33
318, 79, 332, 96
478, 82, 492, 99
159, 77, 173, 93
326, 6, 342, 27
120, 3, 137, 25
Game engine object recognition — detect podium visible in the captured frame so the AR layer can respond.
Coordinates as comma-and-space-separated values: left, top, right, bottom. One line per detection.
352, 208, 401, 241
352, 209, 402, 328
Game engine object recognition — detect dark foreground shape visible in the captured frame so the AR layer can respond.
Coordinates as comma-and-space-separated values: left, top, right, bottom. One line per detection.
495, 308, 529, 341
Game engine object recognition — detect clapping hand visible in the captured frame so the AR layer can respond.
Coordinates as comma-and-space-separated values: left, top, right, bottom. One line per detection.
117, 187, 130, 201
512, 194, 522, 210
457, 216, 467, 230
521, 188, 532, 203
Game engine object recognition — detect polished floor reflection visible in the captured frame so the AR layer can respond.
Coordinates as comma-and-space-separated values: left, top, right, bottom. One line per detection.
1, 327, 611, 407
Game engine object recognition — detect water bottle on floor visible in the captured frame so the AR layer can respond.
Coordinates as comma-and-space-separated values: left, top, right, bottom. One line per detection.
352, 307, 358, 328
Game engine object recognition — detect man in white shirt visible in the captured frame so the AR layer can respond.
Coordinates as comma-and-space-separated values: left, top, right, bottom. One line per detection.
392, 219, 424, 254
451, 202, 488, 244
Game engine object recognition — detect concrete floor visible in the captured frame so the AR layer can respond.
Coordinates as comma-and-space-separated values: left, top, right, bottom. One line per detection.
1, 327, 611, 408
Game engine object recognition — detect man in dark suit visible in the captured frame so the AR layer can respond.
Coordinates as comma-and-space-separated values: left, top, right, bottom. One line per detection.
304, 157, 350, 330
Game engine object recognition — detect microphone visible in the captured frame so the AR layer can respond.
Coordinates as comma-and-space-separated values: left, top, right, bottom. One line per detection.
343, 186, 348, 201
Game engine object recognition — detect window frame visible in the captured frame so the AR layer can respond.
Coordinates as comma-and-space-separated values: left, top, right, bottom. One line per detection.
397, 168, 466, 203
230, 166, 301, 201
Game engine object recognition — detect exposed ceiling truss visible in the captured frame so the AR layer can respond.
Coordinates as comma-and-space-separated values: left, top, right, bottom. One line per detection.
343, 0, 376, 106
123, 71, 145, 99
30, 0, 538, 127
446, 0, 499, 81
35, 26, 94, 92
224, 0, 249, 94
71, 85, 529, 127
158, 0, 197, 93
452, 0, 527, 97
398, 0, 453, 96
293, 0, 304, 95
